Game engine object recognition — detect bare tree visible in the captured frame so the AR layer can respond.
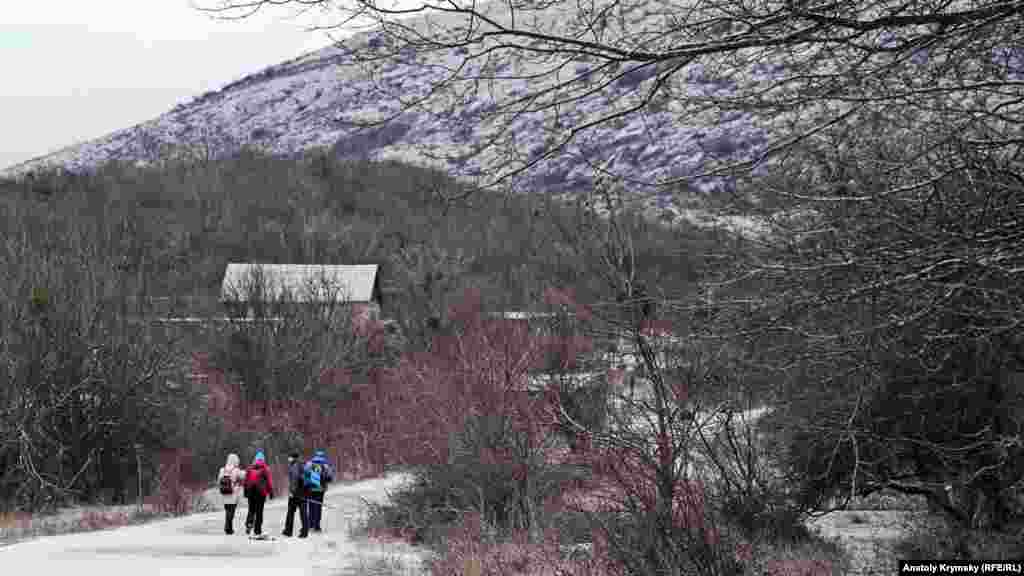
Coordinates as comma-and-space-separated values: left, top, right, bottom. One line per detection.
528, 183, 794, 575
711, 129, 1024, 538
198, 0, 1021, 198
0, 208, 184, 509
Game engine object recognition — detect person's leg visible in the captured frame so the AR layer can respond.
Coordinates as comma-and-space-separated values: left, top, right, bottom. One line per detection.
315, 487, 323, 528
224, 504, 233, 534
312, 492, 325, 530
245, 497, 255, 534
298, 496, 308, 537
283, 497, 296, 535
254, 495, 265, 535
307, 494, 318, 531
319, 492, 326, 530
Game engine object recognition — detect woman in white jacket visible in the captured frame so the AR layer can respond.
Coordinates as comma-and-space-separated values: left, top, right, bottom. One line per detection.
217, 453, 245, 534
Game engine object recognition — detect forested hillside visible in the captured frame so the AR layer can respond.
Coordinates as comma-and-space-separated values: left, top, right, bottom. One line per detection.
0, 149, 709, 510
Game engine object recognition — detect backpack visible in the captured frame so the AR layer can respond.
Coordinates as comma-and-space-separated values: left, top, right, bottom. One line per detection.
244, 465, 267, 497
305, 463, 323, 492
218, 471, 234, 495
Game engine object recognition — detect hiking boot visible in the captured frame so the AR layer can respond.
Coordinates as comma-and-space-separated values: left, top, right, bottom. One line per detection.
245, 524, 252, 535
298, 532, 308, 538
281, 531, 292, 537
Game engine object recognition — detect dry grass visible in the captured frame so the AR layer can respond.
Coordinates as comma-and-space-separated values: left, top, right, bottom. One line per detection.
334, 553, 427, 576
0, 505, 163, 546
147, 485, 214, 516
846, 490, 930, 512
75, 509, 133, 531
0, 511, 33, 535
0, 486, 218, 547
425, 526, 848, 576
749, 538, 849, 576
338, 459, 386, 483
413, 500, 850, 576
426, 518, 612, 576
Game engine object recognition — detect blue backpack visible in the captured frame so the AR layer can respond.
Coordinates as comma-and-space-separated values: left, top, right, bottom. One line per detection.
305, 462, 324, 492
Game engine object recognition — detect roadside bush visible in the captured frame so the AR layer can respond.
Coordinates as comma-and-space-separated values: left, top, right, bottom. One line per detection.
0, 510, 32, 538
411, 486, 847, 576
363, 472, 460, 545
76, 509, 131, 531
556, 377, 610, 451
148, 449, 209, 516
548, 508, 594, 547
364, 444, 587, 546
361, 289, 593, 545
696, 408, 809, 544
720, 493, 811, 544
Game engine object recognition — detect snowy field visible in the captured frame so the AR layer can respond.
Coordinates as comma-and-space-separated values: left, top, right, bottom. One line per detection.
0, 473, 426, 575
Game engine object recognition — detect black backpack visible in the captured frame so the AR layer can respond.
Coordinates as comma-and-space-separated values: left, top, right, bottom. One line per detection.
219, 471, 234, 495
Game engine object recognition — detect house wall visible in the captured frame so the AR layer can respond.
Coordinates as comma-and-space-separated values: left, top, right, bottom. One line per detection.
227, 300, 381, 320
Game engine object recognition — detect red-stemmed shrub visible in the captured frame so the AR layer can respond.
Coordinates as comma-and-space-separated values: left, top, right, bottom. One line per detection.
76, 509, 131, 531
148, 448, 207, 516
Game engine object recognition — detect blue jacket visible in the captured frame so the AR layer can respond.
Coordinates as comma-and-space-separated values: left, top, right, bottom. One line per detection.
303, 451, 335, 493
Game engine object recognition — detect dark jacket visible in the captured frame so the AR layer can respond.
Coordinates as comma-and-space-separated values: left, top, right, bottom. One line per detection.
287, 459, 305, 497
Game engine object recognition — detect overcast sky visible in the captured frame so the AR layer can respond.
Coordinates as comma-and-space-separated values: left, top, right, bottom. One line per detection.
1, 0, 346, 171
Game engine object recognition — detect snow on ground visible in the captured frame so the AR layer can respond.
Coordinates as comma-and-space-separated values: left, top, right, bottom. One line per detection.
0, 472, 426, 576
805, 509, 934, 576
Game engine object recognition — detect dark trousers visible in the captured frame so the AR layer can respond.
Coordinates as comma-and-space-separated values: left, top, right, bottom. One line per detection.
308, 491, 325, 530
283, 495, 308, 535
224, 504, 237, 534
245, 494, 266, 535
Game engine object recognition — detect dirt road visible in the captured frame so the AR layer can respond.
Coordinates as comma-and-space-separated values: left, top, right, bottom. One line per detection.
0, 473, 425, 576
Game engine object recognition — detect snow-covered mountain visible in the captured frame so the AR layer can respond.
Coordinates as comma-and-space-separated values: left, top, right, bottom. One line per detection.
1, 44, 365, 176
0, 2, 773, 219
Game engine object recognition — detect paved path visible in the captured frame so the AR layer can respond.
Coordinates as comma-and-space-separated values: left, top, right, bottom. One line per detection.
806, 509, 932, 576
0, 473, 425, 576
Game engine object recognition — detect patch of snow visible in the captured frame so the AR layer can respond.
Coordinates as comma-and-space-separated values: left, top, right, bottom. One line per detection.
805, 510, 936, 576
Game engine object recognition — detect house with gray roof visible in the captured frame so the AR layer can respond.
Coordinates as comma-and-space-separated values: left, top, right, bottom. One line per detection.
220, 263, 382, 321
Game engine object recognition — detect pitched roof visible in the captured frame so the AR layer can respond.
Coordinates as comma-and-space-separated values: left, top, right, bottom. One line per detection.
221, 263, 379, 303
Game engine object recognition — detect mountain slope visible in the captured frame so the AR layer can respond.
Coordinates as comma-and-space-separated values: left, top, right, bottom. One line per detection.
12, 0, 1005, 219
1, 2, 773, 213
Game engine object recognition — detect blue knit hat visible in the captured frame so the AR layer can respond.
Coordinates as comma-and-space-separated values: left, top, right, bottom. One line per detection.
254, 451, 265, 464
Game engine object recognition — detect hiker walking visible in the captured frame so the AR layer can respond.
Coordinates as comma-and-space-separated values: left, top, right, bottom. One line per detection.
281, 451, 308, 538
303, 449, 335, 532
217, 453, 245, 534
243, 451, 275, 537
